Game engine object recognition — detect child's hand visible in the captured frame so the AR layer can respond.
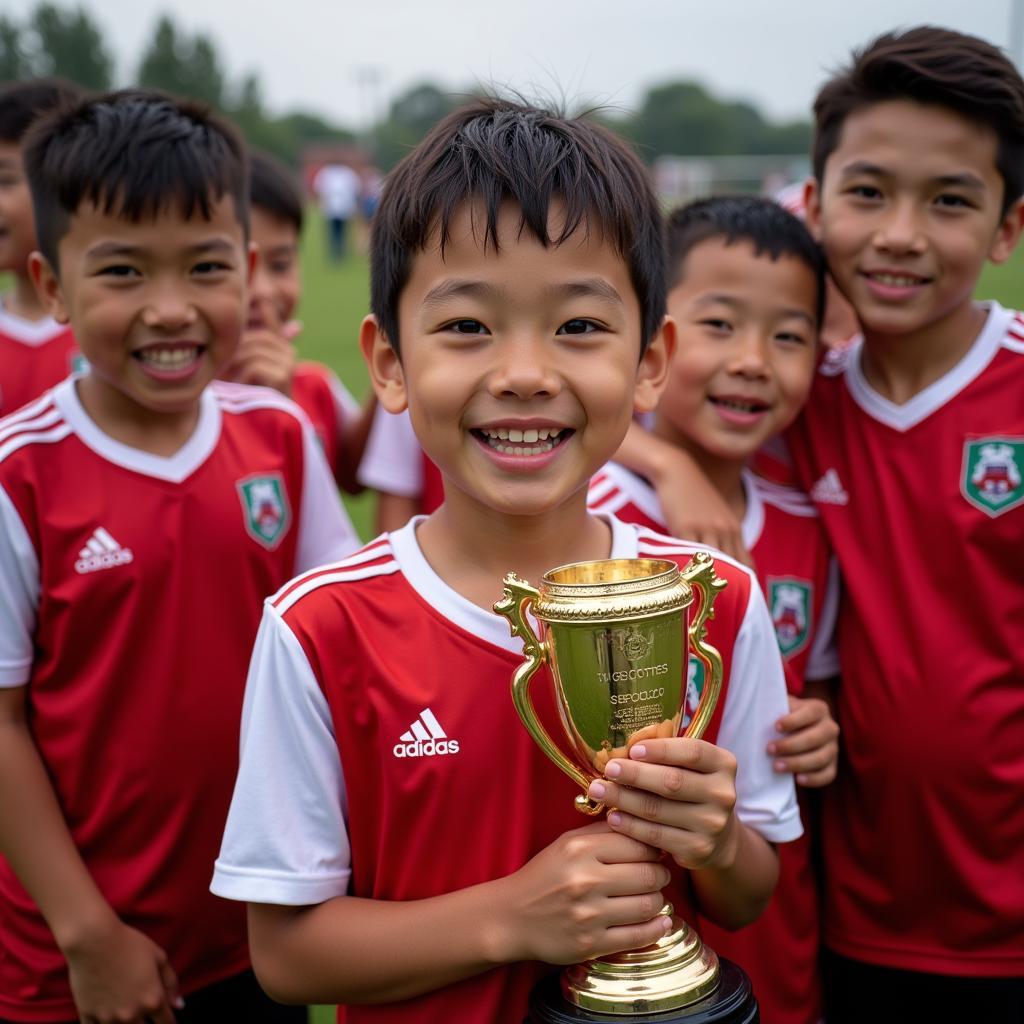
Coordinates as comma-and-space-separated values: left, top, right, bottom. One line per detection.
224, 296, 299, 395
767, 694, 839, 788
588, 738, 739, 872
497, 822, 673, 965
65, 916, 182, 1023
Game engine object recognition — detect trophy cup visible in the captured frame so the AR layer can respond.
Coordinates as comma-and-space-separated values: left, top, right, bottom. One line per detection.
495, 553, 758, 1023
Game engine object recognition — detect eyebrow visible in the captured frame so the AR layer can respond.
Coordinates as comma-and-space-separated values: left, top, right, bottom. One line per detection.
694, 293, 815, 325
838, 160, 986, 192
422, 276, 624, 309
84, 238, 238, 260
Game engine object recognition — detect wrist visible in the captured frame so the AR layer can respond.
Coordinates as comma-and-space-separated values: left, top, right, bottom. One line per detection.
478, 876, 523, 966
52, 899, 119, 956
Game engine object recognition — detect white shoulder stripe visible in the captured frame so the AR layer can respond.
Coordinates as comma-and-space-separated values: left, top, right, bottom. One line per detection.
0, 392, 58, 430
0, 422, 73, 464
0, 405, 64, 446
268, 539, 393, 602
1002, 336, 1024, 354
274, 560, 401, 615
636, 530, 754, 580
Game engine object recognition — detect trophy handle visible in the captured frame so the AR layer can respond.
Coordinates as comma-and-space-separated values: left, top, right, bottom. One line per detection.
680, 552, 727, 741
495, 575, 604, 816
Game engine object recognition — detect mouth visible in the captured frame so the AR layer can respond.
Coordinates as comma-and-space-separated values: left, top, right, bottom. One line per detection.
861, 270, 932, 288
471, 425, 573, 457
708, 396, 770, 415
132, 343, 206, 379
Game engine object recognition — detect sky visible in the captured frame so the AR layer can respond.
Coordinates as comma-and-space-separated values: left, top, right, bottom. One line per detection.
4, 0, 1017, 129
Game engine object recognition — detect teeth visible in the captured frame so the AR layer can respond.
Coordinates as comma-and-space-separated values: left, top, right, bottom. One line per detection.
137, 346, 199, 370
479, 429, 567, 457
870, 273, 921, 287
715, 398, 762, 412
481, 427, 563, 442
508, 429, 523, 443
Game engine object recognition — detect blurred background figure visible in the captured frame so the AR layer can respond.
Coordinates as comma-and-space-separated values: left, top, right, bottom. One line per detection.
312, 160, 360, 262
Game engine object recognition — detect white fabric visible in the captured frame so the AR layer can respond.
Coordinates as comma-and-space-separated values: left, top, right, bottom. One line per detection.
295, 415, 361, 572
212, 517, 800, 906
806, 556, 841, 681
0, 483, 39, 687
312, 164, 361, 219
0, 298, 67, 346
357, 406, 423, 497
326, 369, 361, 424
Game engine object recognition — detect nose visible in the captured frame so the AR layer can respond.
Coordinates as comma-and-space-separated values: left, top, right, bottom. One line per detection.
248, 253, 272, 307
141, 278, 198, 332
874, 198, 926, 255
725, 328, 771, 379
486, 333, 562, 400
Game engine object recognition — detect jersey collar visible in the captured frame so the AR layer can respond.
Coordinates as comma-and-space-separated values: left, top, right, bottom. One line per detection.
0, 299, 68, 346
53, 376, 222, 483
740, 469, 765, 551
389, 513, 641, 654
844, 301, 1013, 432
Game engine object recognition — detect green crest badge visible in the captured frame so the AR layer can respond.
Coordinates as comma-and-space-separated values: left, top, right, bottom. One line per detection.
961, 437, 1024, 518
69, 352, 89, 375
767, 578, 813, 657
681, 655, 705, 728
236, 473, 291, 549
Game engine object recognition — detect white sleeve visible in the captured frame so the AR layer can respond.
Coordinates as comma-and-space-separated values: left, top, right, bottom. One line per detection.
356, 407, 424, 497
715, 581, 802, 844
295, 419, 361, 573
212, 603, 351, 905
325, 369, 361, 425
0, 484, 38, 687
806, 556, 841, 681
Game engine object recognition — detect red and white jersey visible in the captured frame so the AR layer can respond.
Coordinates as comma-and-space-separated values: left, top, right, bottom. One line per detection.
785, 300, 1024, 976
590, 462, 837, 1024
213, 515, 799, 1024
0, 301, 80, 418
291, 360, 359, 482
358, 405, 444, 514
0, 379, 359, 1021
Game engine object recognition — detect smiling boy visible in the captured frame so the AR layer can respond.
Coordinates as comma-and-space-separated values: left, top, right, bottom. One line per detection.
212, 100, 800, 1024
0, 91, 356, 1024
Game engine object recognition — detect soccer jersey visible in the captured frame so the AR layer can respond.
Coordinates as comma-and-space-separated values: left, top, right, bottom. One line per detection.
291, 360, 359, 482
0, 378, 359, 1022
212, 515, 800, 1024
589, 462, 837, 1024
785, 301, 1024, 976
0, 301, 80, 418
358, 406, 444, 514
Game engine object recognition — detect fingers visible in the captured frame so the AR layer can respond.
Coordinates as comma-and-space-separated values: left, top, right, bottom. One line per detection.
564, 824, 662, 865
595, 861, 672, 898
255, 294, 282, 332
767, 698, 839, 786
597, 915, 674, 959
157, 955, 183, 1012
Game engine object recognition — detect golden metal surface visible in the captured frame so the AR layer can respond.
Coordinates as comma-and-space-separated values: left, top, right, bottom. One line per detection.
494, 553, 729, 1015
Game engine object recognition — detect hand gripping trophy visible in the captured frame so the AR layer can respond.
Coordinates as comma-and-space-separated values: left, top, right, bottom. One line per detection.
495, 553, 758, 1023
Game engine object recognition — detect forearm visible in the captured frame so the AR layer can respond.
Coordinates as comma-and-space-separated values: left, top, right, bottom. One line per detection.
689, 819, 778, 930
0, 712, 117, 952
336, 394, 377, 495
615, 420, 688, 484
248, 879, 510, 1005
374, 491, 421, 534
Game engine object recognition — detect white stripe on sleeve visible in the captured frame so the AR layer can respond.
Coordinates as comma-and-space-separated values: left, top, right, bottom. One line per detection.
0, 485, 39, 688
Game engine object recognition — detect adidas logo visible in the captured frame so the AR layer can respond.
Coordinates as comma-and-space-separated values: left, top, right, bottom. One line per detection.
393, 708, 460, 759
810, 468, 849, 506
75, 527, 134, 575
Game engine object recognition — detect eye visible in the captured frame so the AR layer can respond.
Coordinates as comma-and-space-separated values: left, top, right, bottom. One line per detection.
446, 319, 489, 335
97, 264, 140, 278
775, 330, 810, 346
847, 184, 883, 201
934, 193, 971, 210
193, 260, 231, 275
556, 319, 600, 336
698, 318, 732, 333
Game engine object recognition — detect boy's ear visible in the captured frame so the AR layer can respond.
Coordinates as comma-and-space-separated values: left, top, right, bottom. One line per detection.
360, 314, 408, 414
28, 252, 69, 323
803, 177, 823, 241
633, 314, 676, 415
988, 197, 1024, 265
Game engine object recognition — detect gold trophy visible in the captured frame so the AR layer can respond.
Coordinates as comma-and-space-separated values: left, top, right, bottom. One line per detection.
495, 553, 756, 1022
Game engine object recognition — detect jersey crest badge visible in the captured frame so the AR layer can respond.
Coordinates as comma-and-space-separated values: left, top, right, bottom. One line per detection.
69, 351, 89, 375
681, 655, 705, 728
236, 473, 291, 549
961, 437, 1024, 517
767, 578, 813, 657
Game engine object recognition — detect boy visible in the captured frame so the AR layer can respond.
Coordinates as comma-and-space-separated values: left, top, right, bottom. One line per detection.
0, 91, 358, 1023
0, 79, 82, 417
224, 150, 374, 493
212, 99, 801, 1023
646, 26, 1024, 1021
589, 195, 840, 1024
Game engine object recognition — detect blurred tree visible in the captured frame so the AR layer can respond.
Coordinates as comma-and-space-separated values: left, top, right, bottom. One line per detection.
373, 83, 460, 169
29, 3, 112, 89
137, 14, 224, 108
0, 17, 31, 82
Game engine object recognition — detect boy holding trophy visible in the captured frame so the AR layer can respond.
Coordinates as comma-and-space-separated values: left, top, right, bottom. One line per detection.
213, 100, 801, 1023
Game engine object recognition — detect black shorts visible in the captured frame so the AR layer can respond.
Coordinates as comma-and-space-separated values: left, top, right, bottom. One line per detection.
823, 948, 1024, 1024
0, 968, 308, 1024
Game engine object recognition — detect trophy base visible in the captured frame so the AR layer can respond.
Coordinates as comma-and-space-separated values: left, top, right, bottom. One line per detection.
526, 959, 757, 1023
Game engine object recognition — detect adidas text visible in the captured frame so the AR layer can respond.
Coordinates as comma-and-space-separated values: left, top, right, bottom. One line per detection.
393, 738, 460, 758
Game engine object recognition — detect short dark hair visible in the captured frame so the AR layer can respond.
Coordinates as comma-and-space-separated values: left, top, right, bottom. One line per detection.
369, 97, 665, 354
813, 26, 1024, 213
666, 195, 826, 326
23, 88, 249, 268
0, 78, 81, 144
250, 149, 304, 233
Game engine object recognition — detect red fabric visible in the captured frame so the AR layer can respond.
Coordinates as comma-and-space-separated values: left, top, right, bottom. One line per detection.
0, 324, 79, 417
786, 315, 1024, 975
589, 466, 831, 1024
0, 387, 309, 1021
291, 361, 343, 480
420, 451, 445, 514
276, 533, 750, 1024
